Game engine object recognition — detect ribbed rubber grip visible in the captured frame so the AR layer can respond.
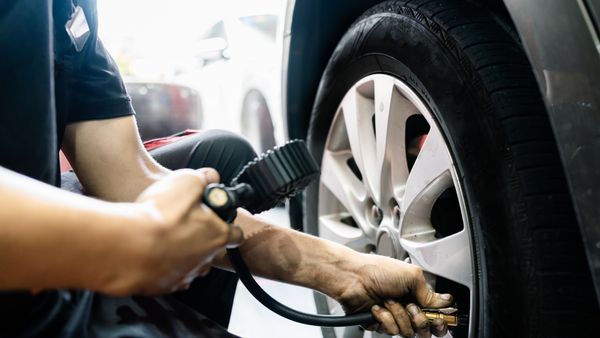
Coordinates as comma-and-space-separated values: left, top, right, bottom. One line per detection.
231, 140, 319, 214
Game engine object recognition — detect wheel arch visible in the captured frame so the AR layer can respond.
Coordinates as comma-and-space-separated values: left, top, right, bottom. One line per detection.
285, 0, 516, 141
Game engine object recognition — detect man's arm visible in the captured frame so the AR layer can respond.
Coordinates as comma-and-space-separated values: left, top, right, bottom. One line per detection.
214, 210, 452, 337
0, 166, 144, 292
0, 166, 232, 295
61, 115, 169, 202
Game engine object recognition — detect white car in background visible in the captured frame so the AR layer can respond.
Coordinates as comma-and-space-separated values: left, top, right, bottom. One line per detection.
175, 9, 285, 153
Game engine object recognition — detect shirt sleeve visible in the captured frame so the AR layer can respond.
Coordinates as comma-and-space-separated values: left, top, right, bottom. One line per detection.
66, 37, 135, 122
54, 0, 134, 124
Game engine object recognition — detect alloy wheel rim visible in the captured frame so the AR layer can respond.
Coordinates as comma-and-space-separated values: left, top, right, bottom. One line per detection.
317, 74, 475, 337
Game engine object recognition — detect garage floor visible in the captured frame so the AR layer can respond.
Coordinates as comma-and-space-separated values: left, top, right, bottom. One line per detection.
228, 207, 322, 338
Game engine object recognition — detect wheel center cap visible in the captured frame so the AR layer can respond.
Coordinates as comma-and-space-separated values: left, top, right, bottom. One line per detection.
376, 226, 401, 259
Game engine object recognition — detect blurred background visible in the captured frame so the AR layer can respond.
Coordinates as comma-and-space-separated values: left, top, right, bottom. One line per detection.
98, 0, 285, 153
98, 2, 322, 337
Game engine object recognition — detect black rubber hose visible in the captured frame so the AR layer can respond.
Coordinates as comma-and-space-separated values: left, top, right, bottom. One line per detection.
227, 247, 375, 327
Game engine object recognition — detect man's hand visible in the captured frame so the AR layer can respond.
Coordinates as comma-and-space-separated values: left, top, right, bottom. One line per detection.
99, 168, 243, 296
336, 253, 453, 337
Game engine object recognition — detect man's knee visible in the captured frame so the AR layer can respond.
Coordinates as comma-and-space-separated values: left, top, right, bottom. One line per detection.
195, 129, 257, 164
187, 130, 257, 183
150, 130, 258, 183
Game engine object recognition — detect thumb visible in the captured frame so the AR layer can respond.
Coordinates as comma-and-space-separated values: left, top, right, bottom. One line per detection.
413, 275, 454, 308
196, 167, 220, 184
137, 169, 209, 222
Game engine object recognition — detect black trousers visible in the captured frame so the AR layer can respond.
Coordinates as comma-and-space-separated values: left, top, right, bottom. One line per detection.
59, 130, 257, 337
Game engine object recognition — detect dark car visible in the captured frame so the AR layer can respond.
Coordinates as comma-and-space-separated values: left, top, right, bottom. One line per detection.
282, 0, 600, 337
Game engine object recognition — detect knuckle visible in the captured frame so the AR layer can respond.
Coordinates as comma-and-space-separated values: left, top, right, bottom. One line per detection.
371, 306, 386, 320
201, 167, 219, 179
406, 303, 419, 314
380, 311, 394, 322
193, 208, 210, 222
431, 318, 445, 326
398, 310, 411, 322
178, 168, 206, 185
413, 314, 430, 330
385, 300, 400, 311
410, 265, 425, 279
399, 328, 414, 338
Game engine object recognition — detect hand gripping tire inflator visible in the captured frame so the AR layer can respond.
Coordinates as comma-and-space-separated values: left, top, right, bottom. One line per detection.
202, 140, 464, 328
202, 140, 373, 326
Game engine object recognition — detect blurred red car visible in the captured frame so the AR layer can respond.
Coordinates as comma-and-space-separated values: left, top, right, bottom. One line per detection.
126, 82, 203, 141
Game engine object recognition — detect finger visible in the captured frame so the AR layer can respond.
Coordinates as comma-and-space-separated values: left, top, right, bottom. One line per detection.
407, 303, 431, 338
383, 300, 414, 338
196, 167, 220, 184
431, 318, 448, 337
411, 268, 453, 308
137, 169, 208, 219
371, 305, 400, 336
189, 205, 231, 246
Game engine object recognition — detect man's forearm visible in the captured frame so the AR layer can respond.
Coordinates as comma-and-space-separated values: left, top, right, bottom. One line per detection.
62, 116, 170, 202
0, 167, 146, 292
213, 210, 365, 299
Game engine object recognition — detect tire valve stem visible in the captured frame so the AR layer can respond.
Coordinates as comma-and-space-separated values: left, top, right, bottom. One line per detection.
422, 308, 468, 327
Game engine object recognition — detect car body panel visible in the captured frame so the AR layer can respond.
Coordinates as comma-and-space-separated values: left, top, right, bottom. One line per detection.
504, 0, 600, 304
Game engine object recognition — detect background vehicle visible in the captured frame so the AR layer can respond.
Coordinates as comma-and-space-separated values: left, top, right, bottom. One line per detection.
175, 6, 286, 153
126, 82, 202, 140
282, 0, 600, 337
98, 0, 286, 152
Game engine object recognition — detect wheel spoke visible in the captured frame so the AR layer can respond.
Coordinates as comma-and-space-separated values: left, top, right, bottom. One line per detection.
321, 149, 367, 221
373, 77, 413, 206
341, 326, 365, 338
341, 88, 378, 203
370, 332, 392, 338
401, 230, 473, 288
400, 127, 453, 219
319, 214, 372, 252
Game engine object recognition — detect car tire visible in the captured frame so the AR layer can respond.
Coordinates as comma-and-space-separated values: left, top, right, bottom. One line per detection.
302, 1, 598, 337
